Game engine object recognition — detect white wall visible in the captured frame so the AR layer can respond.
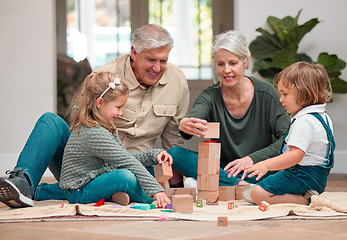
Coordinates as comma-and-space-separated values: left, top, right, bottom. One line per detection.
235, 0, 347, 173
0, 0, 56, 176
0, 0, 346, 176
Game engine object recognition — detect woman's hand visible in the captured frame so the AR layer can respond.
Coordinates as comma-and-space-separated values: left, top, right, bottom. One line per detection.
153, 192, 171, 207
179, 118, 208, 137
241, 162, 269, 181
157, 151, 173, 165
224, 156, 254, 178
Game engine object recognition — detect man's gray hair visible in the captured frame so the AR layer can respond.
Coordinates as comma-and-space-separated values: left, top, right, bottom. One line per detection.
131, 24, 174, 53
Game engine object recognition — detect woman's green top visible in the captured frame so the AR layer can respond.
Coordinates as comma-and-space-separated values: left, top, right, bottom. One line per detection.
181, 76, 290, 167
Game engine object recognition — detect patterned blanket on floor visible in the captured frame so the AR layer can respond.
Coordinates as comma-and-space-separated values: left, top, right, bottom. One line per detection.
0, 192, 346, 222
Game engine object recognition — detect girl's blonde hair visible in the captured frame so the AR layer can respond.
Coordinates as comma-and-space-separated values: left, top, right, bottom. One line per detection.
69, 72, 129, 134
275, 62, 332, 107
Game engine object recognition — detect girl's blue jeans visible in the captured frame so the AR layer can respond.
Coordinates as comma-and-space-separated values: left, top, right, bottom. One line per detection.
15, 112, 152, 204
168, 146, 274, 185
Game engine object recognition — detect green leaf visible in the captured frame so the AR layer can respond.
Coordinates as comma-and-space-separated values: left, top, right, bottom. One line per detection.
331, 77, 347, 94
249, 35, 279, 60
285, 18, 319, 46
272, 44, 298, 69
295, 53, 313, 63
317, 52, 338, 68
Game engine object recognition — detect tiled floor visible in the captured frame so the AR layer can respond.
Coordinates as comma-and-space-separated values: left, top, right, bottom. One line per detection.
1, 174, 347, 240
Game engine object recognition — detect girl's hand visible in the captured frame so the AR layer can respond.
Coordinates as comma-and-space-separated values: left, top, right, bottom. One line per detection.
179, 118, 208, 137
224, 156, 253, 178
157, 151, 173, 165
153, 192, 171, 207
241, 162, 269, 181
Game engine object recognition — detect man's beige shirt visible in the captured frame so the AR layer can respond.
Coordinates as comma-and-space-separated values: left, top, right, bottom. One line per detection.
95, 55, 189, 152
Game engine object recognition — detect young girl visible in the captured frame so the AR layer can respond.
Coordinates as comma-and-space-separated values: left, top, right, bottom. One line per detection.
59, 72, 172, 207
242, 62, 335, 205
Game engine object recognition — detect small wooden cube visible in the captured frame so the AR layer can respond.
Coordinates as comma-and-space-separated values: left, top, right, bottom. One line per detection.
195, 199, 203, 207
154, 162, 173, 183
172, 195, 193, 213
219, 186, 236, 201
197, 173, 219, 191
228, 202, 236, 210
204, 122, 220, 139
165, 188, 196, 203
198, 142, 221, 159
217, 216, 228, 226
235, 185, 250, 200
258, 201, 270, 212
198, 158, 220, 175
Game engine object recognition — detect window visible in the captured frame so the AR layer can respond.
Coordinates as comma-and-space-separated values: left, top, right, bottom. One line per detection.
66, 0, 131, 69
149, 0, 213, 80
64, 0, 232, 80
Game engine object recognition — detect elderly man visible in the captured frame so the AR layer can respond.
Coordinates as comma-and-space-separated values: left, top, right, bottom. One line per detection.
0, 24, 189, 208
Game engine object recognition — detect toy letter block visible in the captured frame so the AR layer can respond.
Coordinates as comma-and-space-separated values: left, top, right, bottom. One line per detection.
258, 201, 270, 212
217, 216, 228, 226
172, 195, 193, 213
198, 158, 220, 175
206, 190, 219, 205
219, 186, 236, 201
235, 185, 250, 200
197, 173, 219, 191
154, 162, 173, 183
228, 202, 236, 210
198, 142, 221, 159
204, 122, 220, 139
195, 199, 203, 208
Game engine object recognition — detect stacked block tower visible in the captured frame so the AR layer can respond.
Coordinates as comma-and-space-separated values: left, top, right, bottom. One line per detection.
197, 123, 221, 205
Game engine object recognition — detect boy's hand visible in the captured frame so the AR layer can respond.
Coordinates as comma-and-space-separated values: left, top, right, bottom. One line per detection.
157, 151, 173, 165
242, 162, 269, 181
153, 192, 171, 207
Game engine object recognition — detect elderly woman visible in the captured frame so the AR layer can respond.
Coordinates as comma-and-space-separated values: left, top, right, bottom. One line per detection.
169, 30, 290, 186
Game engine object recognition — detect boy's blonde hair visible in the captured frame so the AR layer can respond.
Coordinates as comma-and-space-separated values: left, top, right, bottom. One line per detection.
275, 62, 332, 107
69, 72, 129, 133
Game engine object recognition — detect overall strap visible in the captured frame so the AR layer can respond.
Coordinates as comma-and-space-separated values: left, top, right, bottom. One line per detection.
308, 112, 335, 169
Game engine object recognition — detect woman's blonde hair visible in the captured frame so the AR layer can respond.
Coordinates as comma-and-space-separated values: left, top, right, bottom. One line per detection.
275, 62, 332, 107
69, 72, 129, 133
211, 30, 250, 83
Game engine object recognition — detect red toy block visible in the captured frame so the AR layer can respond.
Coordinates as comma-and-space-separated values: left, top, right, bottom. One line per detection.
258, 201, 270, 212
94, 198, 105, 207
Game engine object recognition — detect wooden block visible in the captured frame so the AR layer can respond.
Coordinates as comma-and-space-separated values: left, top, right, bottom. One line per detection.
195, 200, 203, 207
165, 188, 196, 202
227, 202, 236, 210
217, 216, 228, 226
154, 162, 173, 183
172, 195, 193, 213
235, 185, 250, 200
204, 122, 220, 139
198, 142, 221, 159
258, 201, 270, 212
197, 190, 206, 200
198, 158, 220, 175
206, 190, 219, 205
197, 173, 219, 191
219, 186, 236, 201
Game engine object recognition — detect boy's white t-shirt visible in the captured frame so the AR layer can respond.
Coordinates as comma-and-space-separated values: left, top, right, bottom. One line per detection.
283, 104, 333, 166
